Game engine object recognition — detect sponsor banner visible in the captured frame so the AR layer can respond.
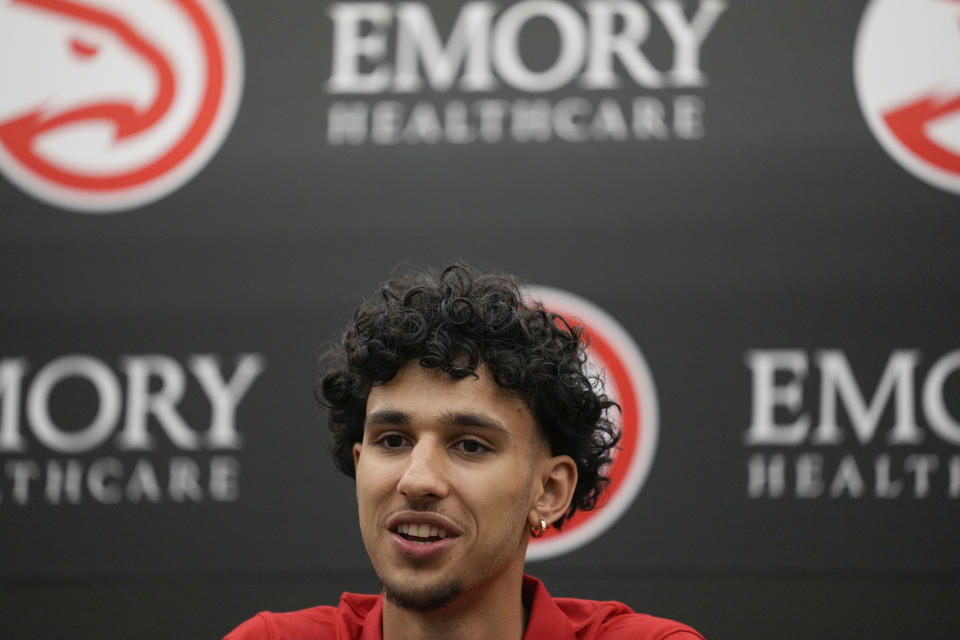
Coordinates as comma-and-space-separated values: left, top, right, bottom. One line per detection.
0, 1, 958, 635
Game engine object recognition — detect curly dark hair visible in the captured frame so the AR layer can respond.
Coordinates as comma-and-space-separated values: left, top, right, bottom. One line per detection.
317, 264, 619, 529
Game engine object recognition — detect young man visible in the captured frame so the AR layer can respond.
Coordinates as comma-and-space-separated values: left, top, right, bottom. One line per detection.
225, 265, 704, 640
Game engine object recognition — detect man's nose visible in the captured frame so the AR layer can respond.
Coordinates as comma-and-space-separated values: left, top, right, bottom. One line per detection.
396, 439, 448, 500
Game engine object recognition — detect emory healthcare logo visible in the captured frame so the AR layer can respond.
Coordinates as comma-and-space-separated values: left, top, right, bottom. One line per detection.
524, 286, 658, 560
855, 0, 960, 195
0, 0, 243, 213
324, 1, 727, 146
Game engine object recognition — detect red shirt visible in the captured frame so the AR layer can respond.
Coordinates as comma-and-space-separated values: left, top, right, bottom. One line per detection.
224, 575, 704, 640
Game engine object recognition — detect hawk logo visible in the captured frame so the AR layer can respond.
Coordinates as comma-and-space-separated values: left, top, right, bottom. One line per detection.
524, 286, 659, 561
855, 0, 960, 195
0, 0, 243, 213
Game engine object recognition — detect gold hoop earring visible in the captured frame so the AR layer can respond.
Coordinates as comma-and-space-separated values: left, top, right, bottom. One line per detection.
530, 517, 547, 538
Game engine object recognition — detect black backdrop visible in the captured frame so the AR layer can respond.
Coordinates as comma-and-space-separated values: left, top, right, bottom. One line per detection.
2, 1, 959, 638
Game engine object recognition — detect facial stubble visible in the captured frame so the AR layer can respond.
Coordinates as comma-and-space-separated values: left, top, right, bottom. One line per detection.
381, 576, 465, 613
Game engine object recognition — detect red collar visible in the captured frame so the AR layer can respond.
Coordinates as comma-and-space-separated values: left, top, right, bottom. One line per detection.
521, 574, 579, 640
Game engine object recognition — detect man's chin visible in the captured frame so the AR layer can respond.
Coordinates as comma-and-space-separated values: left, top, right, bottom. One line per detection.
381, 578, 464, 613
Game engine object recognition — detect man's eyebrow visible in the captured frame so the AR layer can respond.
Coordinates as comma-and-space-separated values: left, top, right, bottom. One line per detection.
363, 409, 510, 435
364, 409, 409, 426
438, 411, 510, 435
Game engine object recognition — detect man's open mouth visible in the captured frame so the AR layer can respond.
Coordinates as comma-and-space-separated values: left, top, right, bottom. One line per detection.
393, 523, 451, 545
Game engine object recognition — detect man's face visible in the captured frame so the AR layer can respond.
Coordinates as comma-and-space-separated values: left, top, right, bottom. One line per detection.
353, 361, 548, 612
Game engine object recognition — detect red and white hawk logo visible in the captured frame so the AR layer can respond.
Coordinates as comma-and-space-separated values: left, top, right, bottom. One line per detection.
855, 0, 960, 195
0, 0, 243, 212
524, 286, 659, 561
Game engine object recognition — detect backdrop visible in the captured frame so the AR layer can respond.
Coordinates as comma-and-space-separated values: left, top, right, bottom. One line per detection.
2, 1, 959, 638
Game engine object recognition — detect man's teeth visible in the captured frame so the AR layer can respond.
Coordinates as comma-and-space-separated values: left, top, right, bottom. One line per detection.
397, 523, 449, 540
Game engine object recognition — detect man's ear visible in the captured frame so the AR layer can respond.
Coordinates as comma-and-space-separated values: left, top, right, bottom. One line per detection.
353, 442, 362, 469
529, 455, 577, 528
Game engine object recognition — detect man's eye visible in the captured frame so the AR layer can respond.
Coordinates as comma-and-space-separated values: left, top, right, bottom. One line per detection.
455, 439, 489, 455
378, 434, 406, 449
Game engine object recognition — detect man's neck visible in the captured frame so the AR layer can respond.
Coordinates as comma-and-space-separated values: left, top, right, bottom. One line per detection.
381, 570, 528, 640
